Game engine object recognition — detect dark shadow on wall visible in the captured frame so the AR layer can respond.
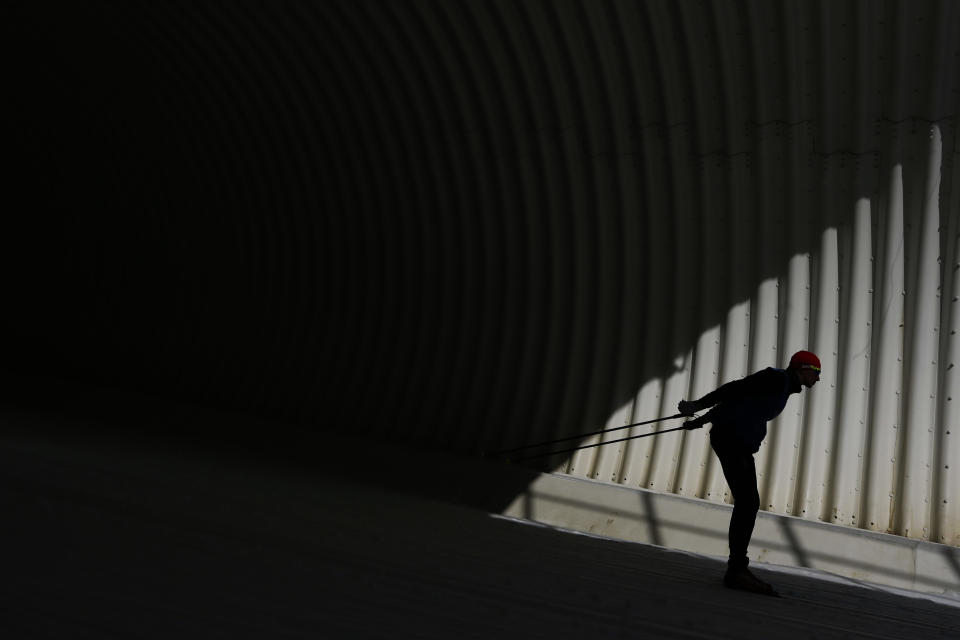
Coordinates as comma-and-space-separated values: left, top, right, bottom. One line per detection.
943, 546, 960, 584
2, 1, 956, 515
642, 490, 664, 547
777, 517, 812, 569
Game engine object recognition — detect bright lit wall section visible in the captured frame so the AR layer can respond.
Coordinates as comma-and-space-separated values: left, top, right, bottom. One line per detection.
565, 125, 959, 547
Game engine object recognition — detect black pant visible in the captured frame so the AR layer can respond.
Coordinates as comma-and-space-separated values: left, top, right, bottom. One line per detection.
710, 433, 760, 569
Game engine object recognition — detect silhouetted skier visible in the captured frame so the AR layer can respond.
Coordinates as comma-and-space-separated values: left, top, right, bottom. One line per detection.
678, 350, 821, 596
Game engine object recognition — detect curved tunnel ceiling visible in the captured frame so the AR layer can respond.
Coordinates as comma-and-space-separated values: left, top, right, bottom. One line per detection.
5, 2, 960, 539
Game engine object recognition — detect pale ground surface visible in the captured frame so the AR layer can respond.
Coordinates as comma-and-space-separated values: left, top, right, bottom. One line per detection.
1, 409, 958, 639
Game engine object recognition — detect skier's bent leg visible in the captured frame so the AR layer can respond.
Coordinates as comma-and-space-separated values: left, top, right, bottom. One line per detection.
712, 437, 760, 568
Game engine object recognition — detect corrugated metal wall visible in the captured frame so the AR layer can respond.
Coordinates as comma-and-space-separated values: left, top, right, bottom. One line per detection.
363, 0, 960, 546
7, 1, 958, 546
565, 123, 959, 546
504, 1, 960, 545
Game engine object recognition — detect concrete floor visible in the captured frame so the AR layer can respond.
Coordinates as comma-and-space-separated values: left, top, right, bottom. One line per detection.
2, 409, 958, 639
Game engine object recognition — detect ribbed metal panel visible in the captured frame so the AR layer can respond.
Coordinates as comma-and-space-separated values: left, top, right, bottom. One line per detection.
6, 1, 959, 547
468, 0, 960, 545
572, 119, 958, 543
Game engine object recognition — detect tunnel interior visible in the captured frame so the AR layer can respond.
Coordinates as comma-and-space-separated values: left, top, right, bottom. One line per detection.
5, 2, 959, 524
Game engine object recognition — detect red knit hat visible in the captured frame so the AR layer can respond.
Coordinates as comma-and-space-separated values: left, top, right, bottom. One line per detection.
789, 350, 821, 371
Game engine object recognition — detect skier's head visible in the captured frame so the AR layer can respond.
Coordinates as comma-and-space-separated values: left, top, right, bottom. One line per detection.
788, 350, 821, 387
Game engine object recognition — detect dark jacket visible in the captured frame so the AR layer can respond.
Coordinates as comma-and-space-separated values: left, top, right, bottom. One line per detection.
698, 367, 802, 453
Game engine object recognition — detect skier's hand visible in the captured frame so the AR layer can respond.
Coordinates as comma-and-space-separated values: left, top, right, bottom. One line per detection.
682, 416, 706, 430
678, 400, 700, 416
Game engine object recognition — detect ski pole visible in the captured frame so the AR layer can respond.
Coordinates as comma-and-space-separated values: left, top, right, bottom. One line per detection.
484, 412, 690, 459
512, 418, 704, 463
